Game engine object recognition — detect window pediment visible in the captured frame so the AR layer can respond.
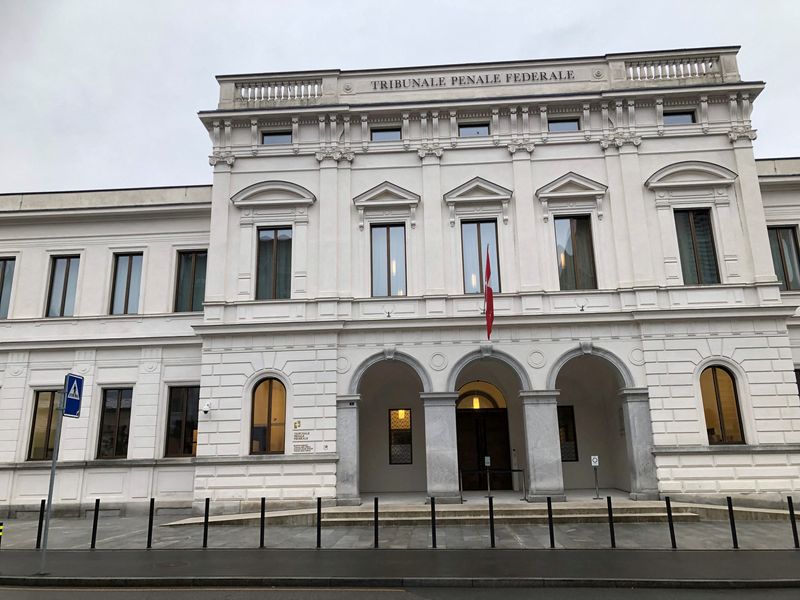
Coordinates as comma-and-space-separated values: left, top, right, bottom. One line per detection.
535, 172, 607, 222
353, 181, 420, 230
645, 161, 737, 208
230, 180, 316, 208
443, 177, 513, 226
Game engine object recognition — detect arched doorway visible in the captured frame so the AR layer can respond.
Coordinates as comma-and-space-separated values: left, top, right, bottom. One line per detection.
451, 354, 527, 493
357, 359, 427, 494
456, 381, 512, 490
555, 354, 632, 493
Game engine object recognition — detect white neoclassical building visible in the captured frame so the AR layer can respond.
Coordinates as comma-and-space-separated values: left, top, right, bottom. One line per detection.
2, 46, 800, 515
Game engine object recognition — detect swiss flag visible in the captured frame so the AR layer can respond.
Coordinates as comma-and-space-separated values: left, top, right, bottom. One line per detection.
484, 246, 494, 340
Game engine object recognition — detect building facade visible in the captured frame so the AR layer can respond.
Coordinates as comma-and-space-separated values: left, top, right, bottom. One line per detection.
1, 46, 800, 515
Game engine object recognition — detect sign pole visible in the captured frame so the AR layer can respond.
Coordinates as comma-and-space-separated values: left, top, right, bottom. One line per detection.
591, 455, 601, 500
39, 391, 64, 575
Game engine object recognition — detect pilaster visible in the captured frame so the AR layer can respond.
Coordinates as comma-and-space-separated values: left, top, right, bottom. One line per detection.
420, 155, 447, 295
520, 390, 565, 501
619, 387, 659, 500
420, 392, 460, 502
335, 394, 361, 505
317, 157, 339, 297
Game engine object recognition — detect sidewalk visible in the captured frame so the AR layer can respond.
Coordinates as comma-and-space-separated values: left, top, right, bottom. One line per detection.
0, 548, 799, 588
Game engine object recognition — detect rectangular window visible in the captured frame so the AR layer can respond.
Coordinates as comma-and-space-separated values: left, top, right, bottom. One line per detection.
768, 226, 800, 291
548, 118, 580, 132
371, 224, 406, 297
664, 111, 696, 125
256, 227, 292, 300
675, 209, 720, 285
165, 386, 199, 457
28, 390, 59, 461
389, 409, 412, 465
110, 253, 143, 315
46, 255, 79, 317
461, 221, 500, 294
174, 250, 207, 312
458, 123, 490, 137
97, 388, 133, 459
557, 405, 578, 462
370, 127, 401, 142
554, 216, 597, 290
262, 131, 292, 145
0, 257, 15, 319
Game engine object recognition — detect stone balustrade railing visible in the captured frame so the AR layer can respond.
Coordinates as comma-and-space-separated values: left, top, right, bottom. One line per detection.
624, 55, 720, 81
234, 78, 323, 106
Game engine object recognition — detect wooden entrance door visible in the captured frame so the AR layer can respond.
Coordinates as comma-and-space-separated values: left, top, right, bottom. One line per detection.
456, 408, 512, 490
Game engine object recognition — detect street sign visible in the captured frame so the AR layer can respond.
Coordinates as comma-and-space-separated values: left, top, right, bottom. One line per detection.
484, 456, 491, 467
591, 455, 600, 467
63, 374, 83, 418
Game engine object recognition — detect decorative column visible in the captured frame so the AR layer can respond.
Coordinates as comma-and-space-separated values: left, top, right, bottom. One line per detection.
521, 390, 565, 501
316, 155, 339, 297
335, 394, 361, 505
420, 392, 460, 502
619, 388, 659, 500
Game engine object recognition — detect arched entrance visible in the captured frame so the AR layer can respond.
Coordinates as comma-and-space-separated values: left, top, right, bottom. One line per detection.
451, 353, 527, 493
555, 354, 631, 493
357, 359, 427, 494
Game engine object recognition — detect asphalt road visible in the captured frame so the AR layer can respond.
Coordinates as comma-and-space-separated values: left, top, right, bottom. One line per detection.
2, 587, 800, 599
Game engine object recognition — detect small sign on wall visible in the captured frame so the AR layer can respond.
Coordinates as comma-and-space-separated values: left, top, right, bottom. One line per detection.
591, 455, 600, 467
293, 430, 310, 442
293, 443, 314, 454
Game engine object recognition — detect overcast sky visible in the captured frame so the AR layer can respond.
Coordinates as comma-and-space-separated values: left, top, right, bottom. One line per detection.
0, 0, 798, 194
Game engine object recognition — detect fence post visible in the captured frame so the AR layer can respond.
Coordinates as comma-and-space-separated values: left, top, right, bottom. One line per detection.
547, 496, 555, 549
316, 497, 322, 549
430, 496, 437, 549
260, 497, 266, 549
90, 498, 100, 549
606, 496, 616, 549
488, 495, 495, 548
665, 496, 677, 549
36, 499, 46, 550
146, 498, 155, 549
788, 496, 798, 550
373, 497, 379, 549
202, 497, 210, 549
726, 496, 738, 549
0, 521, 3, 550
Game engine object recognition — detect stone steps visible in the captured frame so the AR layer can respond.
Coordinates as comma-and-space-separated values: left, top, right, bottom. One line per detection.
321, 512, 700, 526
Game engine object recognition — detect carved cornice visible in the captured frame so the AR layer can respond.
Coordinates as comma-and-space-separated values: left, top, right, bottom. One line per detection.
417, 143, 444, 158
507, 142, 535, 155
728, 126, 757, 143
315, 147, 354, 163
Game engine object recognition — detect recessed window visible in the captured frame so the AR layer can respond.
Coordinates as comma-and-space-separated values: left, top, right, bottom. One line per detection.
165, 386, 199, 457
98, 388, 133, 459
110, 253, 143, 315
262, 131, 293, 145
675, 209, 720, 285
370, 128, 401, 142
389, 409, 412, 465
555, 216, 597, 290
256, 227, 292, 300
700, 366, 744, 445
461, 220, 500, 294
557, 405, 578, 462
548, 118, 580, 133
28, 390, 59, 461
0, 257, 15, 319
175, 250, 207, 312
458, 123, 490, 137
371, 224, 406, 297
664, 111, 696, 126
46, 255, 79, 317
768, 226, 800, 291
251, 378, 286, 455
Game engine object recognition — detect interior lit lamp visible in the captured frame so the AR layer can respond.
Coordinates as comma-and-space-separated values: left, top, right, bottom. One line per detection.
560, 251, 566, 269
472, 396, 481, 410
397, 409, 406, 420
471, 273, 478, 289
391, 259, 397, 276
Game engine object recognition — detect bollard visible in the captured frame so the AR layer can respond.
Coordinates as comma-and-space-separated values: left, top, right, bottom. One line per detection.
316, 497, 322, 549
546, 496, 555, 549
146, 498, 155, 549
202, 497, 210, 549
788, 496, 798, 550
727, 496, 738, 549
373, 497, 379, 549
0, 521, 3, 550
606, 496, 616, 549
665, 496, 677, 549
36, 499, 46, 549
430, 497, 437, 549
488, 496, 495, 548
260, 497, 266, 549
90, 498, 100, 549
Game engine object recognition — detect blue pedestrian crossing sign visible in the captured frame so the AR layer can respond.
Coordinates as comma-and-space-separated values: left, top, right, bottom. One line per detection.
63, 373, 84, 418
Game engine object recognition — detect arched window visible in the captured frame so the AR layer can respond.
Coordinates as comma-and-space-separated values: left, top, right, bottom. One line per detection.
251, 378, 286, 454
700, 366, 744, 445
